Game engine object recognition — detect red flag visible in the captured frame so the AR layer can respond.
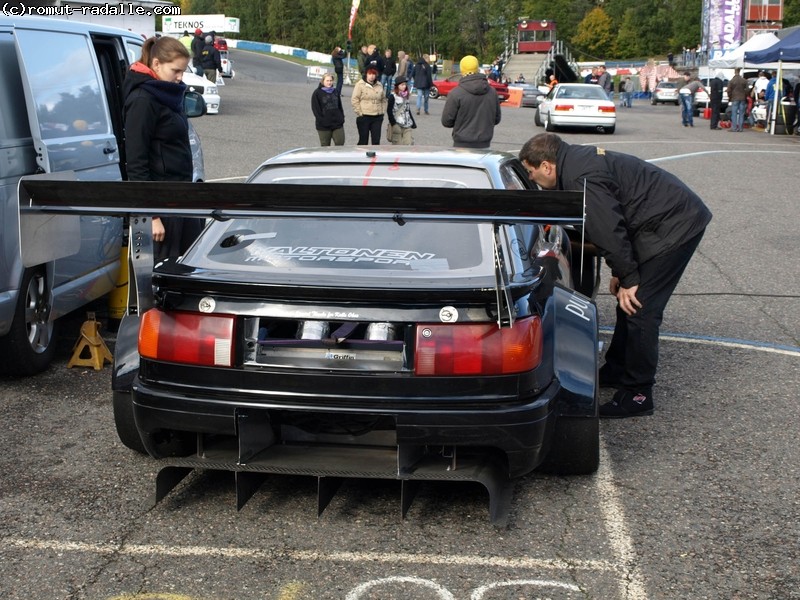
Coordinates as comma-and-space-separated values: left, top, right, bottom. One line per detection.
348, 0, 361, 41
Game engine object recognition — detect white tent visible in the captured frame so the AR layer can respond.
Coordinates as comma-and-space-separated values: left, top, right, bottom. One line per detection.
708, 33, 780, 69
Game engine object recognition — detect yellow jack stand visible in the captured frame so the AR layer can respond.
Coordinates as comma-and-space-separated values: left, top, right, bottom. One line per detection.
67, 312, 113, 370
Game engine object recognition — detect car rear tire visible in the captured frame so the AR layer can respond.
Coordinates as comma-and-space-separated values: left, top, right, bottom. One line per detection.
544, 114, 555, 132
604, 125, 616, 134
428, 86, 439, 99
113, 390, 147, 454
534, 107, 542, 126
539, 416, 600, 475
0, 268, 58, 376
651, 97, 657, 105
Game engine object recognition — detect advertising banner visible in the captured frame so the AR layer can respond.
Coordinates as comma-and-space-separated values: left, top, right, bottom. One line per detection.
163, 14, 240, 34
704, 0, 742, 56
348, 0, 361, 40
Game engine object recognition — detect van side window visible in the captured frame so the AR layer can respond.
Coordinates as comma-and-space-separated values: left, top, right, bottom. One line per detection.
14, 29, 109, 140
0, 33, 31, 141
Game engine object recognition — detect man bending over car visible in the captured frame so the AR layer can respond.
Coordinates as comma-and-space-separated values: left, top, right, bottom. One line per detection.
520, 133, 712, 418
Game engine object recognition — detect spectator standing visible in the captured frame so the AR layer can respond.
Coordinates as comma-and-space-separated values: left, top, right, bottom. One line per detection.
414, 54, 433, 115
363, 45, 384, 80
597, 65, 613, 100
179, 30, 192, 52
200, 35, 222, 83
357, 45, 369, 78
752, 71, 769, 97
623, 76, 635, 107
331, 46, 345, 95
441, 55, 502, 148
381, 48, 396, 94
727, 67, 749, 132
311, 73, 345, 146
123, 36, 202, 264
190, 28, 204, 76
679, 71, 703, 127
709, 71, 724, 129
351, 67, 387, 144
397, 50, 410, 82
764, 73, 777, 129
386, 76, 416, 145
519, 133, 712, 418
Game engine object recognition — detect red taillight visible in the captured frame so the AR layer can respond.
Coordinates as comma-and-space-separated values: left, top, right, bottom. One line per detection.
139, 309, 235, 367
414, 317, 542, 376
598, 105, 616, 113
554, 103, 574, 112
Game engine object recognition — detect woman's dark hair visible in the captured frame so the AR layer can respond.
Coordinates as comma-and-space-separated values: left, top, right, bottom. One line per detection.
140, 35, 190, 68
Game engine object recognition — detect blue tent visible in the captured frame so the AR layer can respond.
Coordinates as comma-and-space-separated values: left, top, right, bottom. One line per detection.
745, 28, 800, 64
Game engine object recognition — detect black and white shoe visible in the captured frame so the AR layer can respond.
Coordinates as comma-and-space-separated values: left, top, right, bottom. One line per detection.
599, 389, 654, 419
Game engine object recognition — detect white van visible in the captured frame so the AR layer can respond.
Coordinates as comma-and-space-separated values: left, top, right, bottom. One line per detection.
0, 16, 204, 375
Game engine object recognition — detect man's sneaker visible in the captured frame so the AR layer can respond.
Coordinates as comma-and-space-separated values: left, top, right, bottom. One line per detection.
599, 389, 654, 419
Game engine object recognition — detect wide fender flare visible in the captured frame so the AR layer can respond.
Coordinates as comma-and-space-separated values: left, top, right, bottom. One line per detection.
547, 285, 598, 417
112, 313, 141, 393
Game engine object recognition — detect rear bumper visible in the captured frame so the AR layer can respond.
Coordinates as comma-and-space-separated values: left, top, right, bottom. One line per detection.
131, 375, 576, 477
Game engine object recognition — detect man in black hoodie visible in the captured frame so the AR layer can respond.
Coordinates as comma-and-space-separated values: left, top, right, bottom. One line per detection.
441, 55, 501, 147
519, 133, 712, 418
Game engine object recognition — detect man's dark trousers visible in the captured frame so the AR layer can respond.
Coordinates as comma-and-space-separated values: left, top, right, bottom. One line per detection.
602, 230, 705, 392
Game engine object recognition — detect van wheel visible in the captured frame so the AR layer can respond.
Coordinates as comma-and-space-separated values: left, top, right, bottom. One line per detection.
0, 268, 58, 376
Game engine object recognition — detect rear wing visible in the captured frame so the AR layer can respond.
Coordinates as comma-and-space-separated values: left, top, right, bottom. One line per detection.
18, 177, 586, 325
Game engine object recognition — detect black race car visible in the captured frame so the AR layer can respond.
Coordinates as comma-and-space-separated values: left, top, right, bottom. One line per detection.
19, 147, 601, 524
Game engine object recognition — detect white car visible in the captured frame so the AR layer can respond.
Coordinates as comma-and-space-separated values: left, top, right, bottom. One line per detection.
183, 70, 221, 114
535, 83, 616, 134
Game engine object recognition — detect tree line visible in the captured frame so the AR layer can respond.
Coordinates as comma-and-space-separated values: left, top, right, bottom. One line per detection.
179, 0, 800, 63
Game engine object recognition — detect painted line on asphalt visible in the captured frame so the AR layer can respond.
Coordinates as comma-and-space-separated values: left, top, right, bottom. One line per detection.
599, 327, 800, 357
1, 536, 616, 572
646, 149, 800, 163
597, 440, 650, 600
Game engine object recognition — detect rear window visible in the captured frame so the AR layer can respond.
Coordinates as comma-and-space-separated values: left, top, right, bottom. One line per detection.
249, 163, 494, 188
189, 218, 493, 285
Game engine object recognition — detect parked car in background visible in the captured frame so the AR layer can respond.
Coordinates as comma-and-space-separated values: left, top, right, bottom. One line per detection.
183, 69, 221, 113
429, 74, 510, 101
0, 15, 205, 376
651, 81, 680, 105
535, 83, 616, 134
694, 77, 729, 115
508, 82, 550, 107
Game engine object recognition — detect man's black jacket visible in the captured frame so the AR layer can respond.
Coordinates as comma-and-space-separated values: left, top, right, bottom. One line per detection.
554, 140, 712, 288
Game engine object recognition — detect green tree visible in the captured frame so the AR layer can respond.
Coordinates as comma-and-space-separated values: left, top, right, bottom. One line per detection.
571, 7, 615, 59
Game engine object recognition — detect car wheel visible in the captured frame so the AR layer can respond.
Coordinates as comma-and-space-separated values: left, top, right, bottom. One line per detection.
604, 125, 616, 134
428, 86, 439, 100
538, 416, 599, 475
544, 113, 555, 132
534, 107, 542, 126
0, 268, 58, 376
113, 390, 147, 454
651, 97, 657, 105
674, 100, 680, 106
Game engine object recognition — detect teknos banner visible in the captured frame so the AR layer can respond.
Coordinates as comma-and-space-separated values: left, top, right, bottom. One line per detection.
162, 14, 240, 34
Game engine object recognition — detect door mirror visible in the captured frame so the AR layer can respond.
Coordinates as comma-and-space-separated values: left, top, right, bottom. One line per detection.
184, 91, 207, 118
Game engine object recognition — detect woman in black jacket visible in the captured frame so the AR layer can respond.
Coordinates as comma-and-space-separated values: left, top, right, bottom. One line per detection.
123, 36, 203, 263
311, 72, 345, 146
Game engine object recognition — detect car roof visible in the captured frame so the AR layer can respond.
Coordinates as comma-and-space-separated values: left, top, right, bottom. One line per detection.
256, 146, 519, 171
0, 14, 144, 39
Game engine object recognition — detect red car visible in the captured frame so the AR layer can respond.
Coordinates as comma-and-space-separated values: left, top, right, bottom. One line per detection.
214, 37, 228, 51
428, 74, 509, 101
